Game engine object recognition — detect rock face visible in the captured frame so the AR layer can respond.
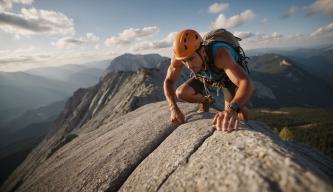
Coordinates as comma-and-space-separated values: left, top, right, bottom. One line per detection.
120, 108, 333, 192
1, 54, 333, 192
1, 101, 333, 192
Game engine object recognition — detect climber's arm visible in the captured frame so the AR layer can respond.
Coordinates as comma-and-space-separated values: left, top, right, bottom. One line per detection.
164, 56, 186, 125
212, 47, 254, 132
215, 47, 254, 108
163, 55, 183, 111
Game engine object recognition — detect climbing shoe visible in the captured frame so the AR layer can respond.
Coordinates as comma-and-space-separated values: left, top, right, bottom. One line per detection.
197, 95, 215, 113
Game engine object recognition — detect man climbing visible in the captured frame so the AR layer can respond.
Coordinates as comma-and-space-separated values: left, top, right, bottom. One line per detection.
163, 29, 254, 132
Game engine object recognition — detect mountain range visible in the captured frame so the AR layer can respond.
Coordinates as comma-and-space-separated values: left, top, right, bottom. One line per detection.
248, 53, 333, 107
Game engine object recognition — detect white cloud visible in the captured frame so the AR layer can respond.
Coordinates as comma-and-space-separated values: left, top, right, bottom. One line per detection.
229, 31, 283, 43
52, 33, 99, 49
52, 37, 85, 49
208, 3, 229, 13
105, 26, 160, 46
0, 8, 74, 36
85, 32, 99, 42
212, 9, 256, 29
130, 41, 169, 52
286, 33, 307, 40
311, 22, 333, 37
307, 0, 333, 15
14, 34, 20, 39
261, 18, 268, 23
0, 46, 118, 72
130, 32, 177, 52
0, 0, 33, 11
271, 32, 283, 38
238, 28, 333, 50
105, 36, 130, 45
238, 32, 284, 45
282, 6, 297, 18
234, 31, 255, 39
256, 32, 283, 41
238, 32, 292, 49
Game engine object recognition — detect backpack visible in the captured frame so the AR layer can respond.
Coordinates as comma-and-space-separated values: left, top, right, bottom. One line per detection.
202, 28, 250, 76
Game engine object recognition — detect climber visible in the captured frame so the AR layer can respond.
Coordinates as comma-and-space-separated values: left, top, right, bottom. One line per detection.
163, 29, 254, 132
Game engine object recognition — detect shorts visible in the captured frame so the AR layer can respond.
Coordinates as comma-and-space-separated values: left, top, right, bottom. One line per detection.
184, 76, 238, 101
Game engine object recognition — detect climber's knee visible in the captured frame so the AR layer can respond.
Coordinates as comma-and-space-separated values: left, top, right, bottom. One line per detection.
175, 84, 195, 100
175, 85, 184, 99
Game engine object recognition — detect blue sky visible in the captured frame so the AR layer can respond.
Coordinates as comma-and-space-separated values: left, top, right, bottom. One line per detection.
0, 0, 332, 71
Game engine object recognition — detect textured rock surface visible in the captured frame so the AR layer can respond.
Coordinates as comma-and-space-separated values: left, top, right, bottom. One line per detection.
2, 101, 333, 192
3, 102, 196, 192
121, 115, 333, 192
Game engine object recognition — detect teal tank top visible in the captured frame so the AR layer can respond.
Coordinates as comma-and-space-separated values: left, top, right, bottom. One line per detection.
198, 42, 238, 80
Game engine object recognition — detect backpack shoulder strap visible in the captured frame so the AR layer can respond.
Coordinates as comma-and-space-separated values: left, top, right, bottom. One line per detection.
204, 43, 223, 75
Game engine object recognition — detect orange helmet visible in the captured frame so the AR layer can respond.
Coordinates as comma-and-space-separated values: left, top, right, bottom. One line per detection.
173, 29, 203, 60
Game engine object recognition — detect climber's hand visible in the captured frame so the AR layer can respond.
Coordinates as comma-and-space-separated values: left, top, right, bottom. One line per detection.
170, 107, 185, 125
212, 108, 239, 132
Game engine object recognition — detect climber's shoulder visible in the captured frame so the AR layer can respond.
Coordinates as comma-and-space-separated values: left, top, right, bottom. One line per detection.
165, 55, 184, 81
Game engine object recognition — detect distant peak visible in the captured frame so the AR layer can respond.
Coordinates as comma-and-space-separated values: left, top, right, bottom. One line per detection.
102, 52, 168, 77
118, 53, 163, 58
280, 59, 291, 66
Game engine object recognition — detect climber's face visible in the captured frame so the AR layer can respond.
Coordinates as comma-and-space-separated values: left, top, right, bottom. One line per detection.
181, 48, 206, 73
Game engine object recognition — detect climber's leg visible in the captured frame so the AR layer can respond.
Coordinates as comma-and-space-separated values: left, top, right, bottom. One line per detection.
175, 77, 206, 103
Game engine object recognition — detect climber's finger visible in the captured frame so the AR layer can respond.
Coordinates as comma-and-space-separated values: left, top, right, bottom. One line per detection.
212, 113, 219, 125
234, 119, 239, 130
222, 112, 230, 132
227, 115, 235, 132
217, 113, 224, 131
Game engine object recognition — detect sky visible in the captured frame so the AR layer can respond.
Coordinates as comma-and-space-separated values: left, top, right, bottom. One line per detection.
0, 0, 333, 72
